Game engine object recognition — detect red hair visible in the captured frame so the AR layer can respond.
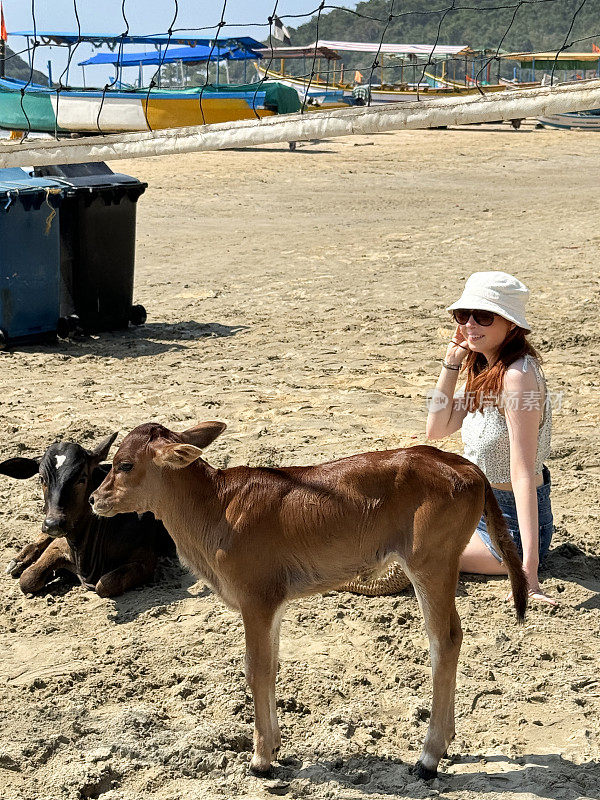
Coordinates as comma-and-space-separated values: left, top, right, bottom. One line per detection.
460, 327, 542, 413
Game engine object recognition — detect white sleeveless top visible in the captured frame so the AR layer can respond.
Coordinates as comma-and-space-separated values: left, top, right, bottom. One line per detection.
457, 354, 552, 484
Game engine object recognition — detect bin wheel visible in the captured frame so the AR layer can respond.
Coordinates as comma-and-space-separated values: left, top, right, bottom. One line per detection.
57, 315, 83, 339
130, 304, 147, 326
0, 329, 7, 350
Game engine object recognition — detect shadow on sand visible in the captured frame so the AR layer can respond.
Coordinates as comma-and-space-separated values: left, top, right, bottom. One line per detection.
280, 752, 599, 798
108, 558, 209, 623
13, 321, 248, 358
544, 541, 600, 610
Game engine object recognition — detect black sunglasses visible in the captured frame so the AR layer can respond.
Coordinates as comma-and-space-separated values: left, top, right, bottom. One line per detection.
452, 309, 496, 327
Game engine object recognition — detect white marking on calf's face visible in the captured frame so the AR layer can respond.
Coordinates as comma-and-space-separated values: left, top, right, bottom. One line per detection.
55, 455, 67, 469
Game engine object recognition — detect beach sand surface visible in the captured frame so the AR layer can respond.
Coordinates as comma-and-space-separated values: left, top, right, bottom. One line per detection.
1, 122, 599, 800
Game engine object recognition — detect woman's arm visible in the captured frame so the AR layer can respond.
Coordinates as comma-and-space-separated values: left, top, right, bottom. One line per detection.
426, 325, 470, 440
504, 365, 556, 604
425, 370, 469, 440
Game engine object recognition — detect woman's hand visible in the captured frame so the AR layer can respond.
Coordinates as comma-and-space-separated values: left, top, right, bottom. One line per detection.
445, 325, 470, 367
505, 587, 558, 607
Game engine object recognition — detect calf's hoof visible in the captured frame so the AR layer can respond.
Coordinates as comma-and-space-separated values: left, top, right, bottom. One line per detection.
249, 763, 274, 778
19, 577, 40, 595
6, 559, 23, 577
414, 760, 438, 781
95, 578, 122, 598
95, 581, 112, 598
250, 745, 275, 776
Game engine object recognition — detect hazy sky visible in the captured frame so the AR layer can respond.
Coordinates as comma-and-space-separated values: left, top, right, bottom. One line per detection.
3, 0, 356, 84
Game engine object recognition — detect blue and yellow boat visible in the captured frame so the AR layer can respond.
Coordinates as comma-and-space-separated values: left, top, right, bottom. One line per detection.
0, 32, 318, 134
0, 76, 303, 133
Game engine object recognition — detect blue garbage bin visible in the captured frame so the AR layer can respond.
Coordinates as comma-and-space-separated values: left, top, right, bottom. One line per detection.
0, 169, 66, 347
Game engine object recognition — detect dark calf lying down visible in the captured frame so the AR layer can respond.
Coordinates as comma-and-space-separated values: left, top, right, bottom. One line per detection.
91, 421, 528, 779
1, 433, 174, 597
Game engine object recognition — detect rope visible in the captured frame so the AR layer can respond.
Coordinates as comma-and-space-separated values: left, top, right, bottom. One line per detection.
43, 187, 61, 235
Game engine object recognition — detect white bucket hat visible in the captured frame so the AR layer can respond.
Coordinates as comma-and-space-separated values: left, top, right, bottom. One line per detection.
446, 271, 531, 332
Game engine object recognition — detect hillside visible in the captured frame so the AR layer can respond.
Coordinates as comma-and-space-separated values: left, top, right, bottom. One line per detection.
290, 0, 600, 54
2, 46, 48, 85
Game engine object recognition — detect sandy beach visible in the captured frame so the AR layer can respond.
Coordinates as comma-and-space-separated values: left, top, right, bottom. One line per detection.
1, 120, 599, 800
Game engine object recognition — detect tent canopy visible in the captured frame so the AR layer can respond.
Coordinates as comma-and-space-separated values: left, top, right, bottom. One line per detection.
256, 46, 341, 60
78, 45, 259, 67
501, 51, 600, 70
9, 31, 264, 53
309, 40, 471, 57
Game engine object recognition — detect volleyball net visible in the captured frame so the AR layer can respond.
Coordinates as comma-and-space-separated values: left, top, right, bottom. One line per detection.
1, 0, 600, 167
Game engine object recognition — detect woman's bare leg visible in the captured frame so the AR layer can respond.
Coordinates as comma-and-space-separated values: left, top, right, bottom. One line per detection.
459, 531, 508, 575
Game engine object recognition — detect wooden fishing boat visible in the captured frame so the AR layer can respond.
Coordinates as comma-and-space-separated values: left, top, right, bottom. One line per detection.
500, 50, 600, 86
0, 31, 310, 134
257, 41, 508, 104
537, 109, 600, 130
498, 52, 600, 129
0, 76, 303, 134
0, 77, 64, 133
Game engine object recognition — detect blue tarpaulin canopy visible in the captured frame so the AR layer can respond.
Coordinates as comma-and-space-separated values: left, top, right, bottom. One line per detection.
9, 31, 264, 53
78, 45, 260, 67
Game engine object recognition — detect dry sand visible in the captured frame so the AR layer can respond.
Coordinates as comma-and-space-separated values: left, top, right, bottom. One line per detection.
1, 121, 599, 800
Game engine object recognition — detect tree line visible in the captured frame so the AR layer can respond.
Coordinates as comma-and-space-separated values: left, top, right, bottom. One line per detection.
289, 0, 600, 55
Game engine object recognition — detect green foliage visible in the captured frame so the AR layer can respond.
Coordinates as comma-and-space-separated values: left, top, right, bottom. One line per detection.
290, 0, 600, 55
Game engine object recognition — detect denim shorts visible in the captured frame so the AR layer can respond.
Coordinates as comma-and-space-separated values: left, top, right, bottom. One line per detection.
476, 464, 554, 563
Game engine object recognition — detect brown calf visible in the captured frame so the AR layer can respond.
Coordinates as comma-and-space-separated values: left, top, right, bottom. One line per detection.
90, 421, 527, 779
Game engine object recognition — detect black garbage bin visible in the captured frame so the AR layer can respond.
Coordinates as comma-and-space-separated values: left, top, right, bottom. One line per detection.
33, 162, 147, 335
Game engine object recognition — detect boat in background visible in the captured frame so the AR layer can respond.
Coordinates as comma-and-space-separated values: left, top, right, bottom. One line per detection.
257, 41, 508, 104
500, 50, 600, 85
537, 109, 600, 130
0, 75, 302, 134
0, 31, 308, 134
498, 52, 600, 130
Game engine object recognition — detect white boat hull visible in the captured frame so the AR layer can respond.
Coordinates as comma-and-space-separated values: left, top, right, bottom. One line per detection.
538, 111, 600, 130
52, 94, 151, 133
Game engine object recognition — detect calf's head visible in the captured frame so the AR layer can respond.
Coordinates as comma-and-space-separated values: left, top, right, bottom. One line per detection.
0, 433, 118, 537
90, 421, 226, 517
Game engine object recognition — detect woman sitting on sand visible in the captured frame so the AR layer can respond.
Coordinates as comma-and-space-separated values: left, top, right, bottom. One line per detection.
426, 271, 556, 606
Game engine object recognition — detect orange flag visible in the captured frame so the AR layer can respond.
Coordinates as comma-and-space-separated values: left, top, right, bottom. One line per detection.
593, 43, 600, 53
354, 69, 363, 83
1, 3, 7, 42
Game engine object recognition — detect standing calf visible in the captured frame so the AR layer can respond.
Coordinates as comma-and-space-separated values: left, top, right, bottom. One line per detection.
1, 433, 174, 596
90, 421, 528, 778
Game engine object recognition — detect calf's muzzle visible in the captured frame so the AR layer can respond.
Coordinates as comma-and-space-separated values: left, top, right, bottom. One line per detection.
42, 514, 68, 537
89, 490, 116, 517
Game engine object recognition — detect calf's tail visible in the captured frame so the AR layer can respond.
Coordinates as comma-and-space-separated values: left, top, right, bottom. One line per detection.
482, 481, 528, 623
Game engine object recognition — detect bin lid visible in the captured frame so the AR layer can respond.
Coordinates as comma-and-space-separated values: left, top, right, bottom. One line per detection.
34, 162, 114, 178
33, 162, 146, 190
0, 168, 68, 197
49, 174, 147, 190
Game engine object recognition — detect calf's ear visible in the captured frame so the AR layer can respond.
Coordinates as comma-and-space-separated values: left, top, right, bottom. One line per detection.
153, 443, 204, 469
0, 457, 41, 479
88, 432, 119, 464
179, 421, 226, 450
